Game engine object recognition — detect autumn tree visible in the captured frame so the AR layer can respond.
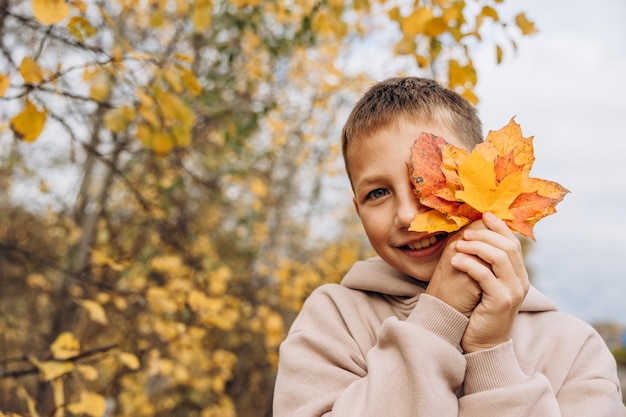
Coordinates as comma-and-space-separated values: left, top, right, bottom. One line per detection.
0, 0, 535, 416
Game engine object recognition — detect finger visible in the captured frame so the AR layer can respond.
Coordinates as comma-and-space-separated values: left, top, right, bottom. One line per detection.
460, 224, 527, 284
455, 239, 514, 276
452, 252, 524, 314
451, 252, 494, 284
482, 211, 515, 237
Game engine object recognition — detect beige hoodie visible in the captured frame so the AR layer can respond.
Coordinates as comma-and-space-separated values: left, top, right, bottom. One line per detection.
273, 257, 625, 416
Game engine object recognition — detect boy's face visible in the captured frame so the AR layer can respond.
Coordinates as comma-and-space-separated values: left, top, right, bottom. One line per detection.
349, 118, 468, 281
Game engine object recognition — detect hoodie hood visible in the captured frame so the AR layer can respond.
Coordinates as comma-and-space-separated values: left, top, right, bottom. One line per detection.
341, 257, 557, 313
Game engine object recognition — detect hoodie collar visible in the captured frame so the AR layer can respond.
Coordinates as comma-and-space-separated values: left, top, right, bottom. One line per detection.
341, 257, 557, 313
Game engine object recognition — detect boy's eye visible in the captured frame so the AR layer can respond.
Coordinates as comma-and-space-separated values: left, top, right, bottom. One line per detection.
367, 188, 389, 200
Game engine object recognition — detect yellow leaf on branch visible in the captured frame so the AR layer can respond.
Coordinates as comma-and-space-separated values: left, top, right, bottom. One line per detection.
76, 364, 99, 381
20, 57, 44, 84
400, 7, 432, 38
78, 299, 109, 325
104, 105, 135, 133
67, 16, 97, 41
32, 0, 70, 25
10, 100, 47, 142
30, 357, 75, 381
515, 12, 537, 35
152, 131, 173, 155
0, 73, 9, 97
50, 331, 80, 359
118, 351, 141, 370
192, 0, 212, 32
67, 391, 107, 417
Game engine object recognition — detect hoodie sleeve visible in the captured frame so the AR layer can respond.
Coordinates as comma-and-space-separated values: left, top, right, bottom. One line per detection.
273, 285, 472, 417
457, 317, 626, 417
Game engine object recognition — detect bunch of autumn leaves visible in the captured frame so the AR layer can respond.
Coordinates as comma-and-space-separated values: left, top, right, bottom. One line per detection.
408, 118, 569, 240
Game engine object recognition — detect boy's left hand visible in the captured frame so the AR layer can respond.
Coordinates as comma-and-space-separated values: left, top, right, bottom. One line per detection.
451, 212, 530, 353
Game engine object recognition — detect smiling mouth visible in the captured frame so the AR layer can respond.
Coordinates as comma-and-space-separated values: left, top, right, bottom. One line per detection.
403, 233, 448, 250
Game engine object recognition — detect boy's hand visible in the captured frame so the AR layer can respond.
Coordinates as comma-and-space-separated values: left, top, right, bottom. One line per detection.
451, 212, 530, 353
425, 223, 485, 317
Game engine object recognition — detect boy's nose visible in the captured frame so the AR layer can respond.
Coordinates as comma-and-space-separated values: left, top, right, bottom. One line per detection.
395, 189, 426, 228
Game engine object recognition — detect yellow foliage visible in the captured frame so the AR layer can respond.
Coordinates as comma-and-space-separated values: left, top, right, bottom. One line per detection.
201, 397, 236, 417
230, 0, 261, 8
32, 0, 70, 25
0, 1, 537, 415
515, 12, 537, 35
104, 105, 135, 133
11, 99, 47, 142
208, 266, 231, 295
50, 332, 80, 360
76, 364, 99, 381
150, 254, 184, 276
67, 16, 97, 41
118, 351, 141, 370
152, 132, 174, 155
401, 7, 432, 38
0, 72, 9, 97
146, 287, 180, 315
91, 248, 125, 271
26, 273, 52, 291
30, 357, 74, 381
67, 391, 107, 417
90, 79, 110, 101
78, 299, 109, 325
192, 0, 213, 33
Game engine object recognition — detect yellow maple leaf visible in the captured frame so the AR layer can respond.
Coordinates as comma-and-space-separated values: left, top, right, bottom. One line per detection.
410, 210, 469, 234
11, 100, 47, 142
32, 0, 70, 25
454, 152, 522, 220
408, 118, 568, 239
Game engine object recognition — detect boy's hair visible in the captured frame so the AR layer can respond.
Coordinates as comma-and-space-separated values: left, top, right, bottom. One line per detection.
341, 76, 483, 182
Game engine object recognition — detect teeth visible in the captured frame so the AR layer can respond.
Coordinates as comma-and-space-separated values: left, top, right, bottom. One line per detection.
406, 234, 444, 250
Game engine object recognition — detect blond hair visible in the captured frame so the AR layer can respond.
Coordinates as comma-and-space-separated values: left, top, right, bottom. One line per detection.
341, 77, 483, 182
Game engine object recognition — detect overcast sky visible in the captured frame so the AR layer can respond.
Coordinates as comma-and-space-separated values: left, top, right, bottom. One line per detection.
475, 0, 626, 325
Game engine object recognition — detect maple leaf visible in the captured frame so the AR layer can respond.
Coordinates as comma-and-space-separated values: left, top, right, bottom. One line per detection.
408, 118, 569, 240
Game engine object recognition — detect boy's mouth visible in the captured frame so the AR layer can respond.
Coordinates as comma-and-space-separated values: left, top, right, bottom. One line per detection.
402, 233, 448, 250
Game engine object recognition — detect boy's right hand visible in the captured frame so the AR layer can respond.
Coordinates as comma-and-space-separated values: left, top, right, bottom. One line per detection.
425, 222, 485, 316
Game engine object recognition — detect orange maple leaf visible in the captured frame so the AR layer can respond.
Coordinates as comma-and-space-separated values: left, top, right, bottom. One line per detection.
408, 118, 569, 240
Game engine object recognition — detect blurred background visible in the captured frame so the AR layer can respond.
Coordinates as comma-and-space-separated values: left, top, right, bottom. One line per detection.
0, 0, 624, 416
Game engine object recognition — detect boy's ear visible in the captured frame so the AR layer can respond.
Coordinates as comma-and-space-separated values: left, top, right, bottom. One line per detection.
353, 197, 360, 216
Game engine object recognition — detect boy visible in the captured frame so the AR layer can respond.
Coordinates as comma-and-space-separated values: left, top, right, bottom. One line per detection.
273, 77, 625, 416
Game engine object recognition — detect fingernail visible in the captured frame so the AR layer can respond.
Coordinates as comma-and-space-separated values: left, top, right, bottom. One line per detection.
484, 212, 496, 221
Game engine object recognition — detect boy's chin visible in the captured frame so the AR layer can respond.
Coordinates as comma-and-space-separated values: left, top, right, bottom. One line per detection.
394, 261, 437, 284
